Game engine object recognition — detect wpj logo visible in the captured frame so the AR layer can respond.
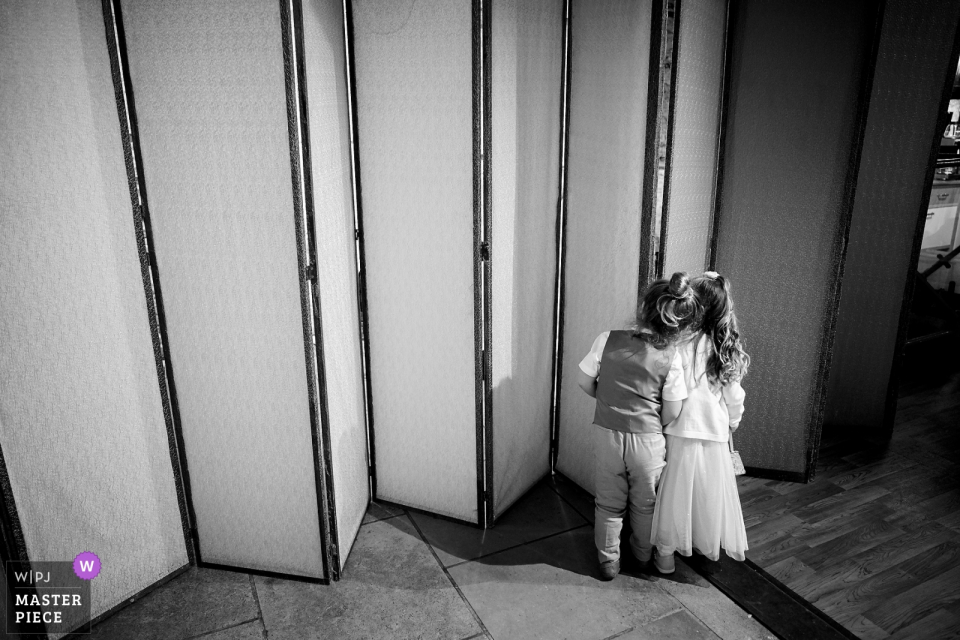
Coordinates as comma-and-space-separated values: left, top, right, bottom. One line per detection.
5, 555, 96, 635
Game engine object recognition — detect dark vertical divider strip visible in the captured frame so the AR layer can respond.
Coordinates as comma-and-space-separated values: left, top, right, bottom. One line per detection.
279, 0, 337, 579
472, 0, 493, 528
101, 0, 197, 565
639, 0, 665, 289
803, 0, 885, 481
341, 0, 377, 500
0, 445, 27, 564
885, 18, 960, 436
481, 0, 494, 528
0, 444, 43, 639
295, 0, 343, 580
549, 0, 573, 472
656, 0, 682, 279
0, 444, 39, 638
706, 0, 733, 270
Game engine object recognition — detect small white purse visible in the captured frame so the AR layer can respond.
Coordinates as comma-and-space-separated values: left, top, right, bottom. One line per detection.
729, 433, 746, 476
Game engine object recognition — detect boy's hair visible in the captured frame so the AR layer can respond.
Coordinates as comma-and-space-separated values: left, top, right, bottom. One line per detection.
691, 271, 750, 385
633, 272, 699, 349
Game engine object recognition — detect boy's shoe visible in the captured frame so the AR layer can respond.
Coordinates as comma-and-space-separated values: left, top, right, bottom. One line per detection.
599, 559, 620, 581
653, 550, 675, 574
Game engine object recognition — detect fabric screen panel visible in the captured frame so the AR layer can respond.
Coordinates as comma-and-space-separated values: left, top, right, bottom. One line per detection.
713, 0, 876, 477
825, 0, 960, 433
556, 0, 652, 494
352, 0, 479, 522
660, 0, 726, 276
0, 0, 187, 620
490, 0, 563, 516
121, 0, 325, 577
302, 0, 369, 571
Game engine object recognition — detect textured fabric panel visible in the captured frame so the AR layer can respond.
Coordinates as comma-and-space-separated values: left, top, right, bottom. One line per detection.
121, 0, 323, 577
490, 0, 563, 516
713, 0, 874, 475
825, 0, 960, 431
556, 0, 652, 494
661, 0, 726, 276
0, 0, 187, 619
353, 0, 478, 522
303, 0, 368, 571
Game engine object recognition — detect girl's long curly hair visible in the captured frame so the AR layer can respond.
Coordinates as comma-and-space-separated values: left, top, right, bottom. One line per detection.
633, 272, 700, 349
691, 272, 750, 385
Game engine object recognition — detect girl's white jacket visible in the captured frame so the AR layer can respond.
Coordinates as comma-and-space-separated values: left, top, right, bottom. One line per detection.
663, 333, 745, 443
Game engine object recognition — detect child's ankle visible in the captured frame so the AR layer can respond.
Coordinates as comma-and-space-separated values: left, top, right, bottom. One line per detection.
633, 547, 652, 563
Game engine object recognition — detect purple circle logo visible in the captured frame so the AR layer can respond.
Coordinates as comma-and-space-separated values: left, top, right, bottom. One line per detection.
73, 552, 101, 580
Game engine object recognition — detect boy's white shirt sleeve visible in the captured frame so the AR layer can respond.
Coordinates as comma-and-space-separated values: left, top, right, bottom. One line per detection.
662, 350, 688, 401
578, 331, 610, 378
722, 381, 746, 429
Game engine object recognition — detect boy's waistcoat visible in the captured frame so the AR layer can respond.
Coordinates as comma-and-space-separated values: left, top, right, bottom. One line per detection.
594, 330, 675, 434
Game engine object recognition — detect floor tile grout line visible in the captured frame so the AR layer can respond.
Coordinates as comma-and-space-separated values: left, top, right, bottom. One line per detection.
359, 512, 407, 528
598, 626, 637, 640
249, 572, 267, 638
654, 591, 726, 640
442, 522, 592, 570
546, 476, 594, 524
405, 512, 493, 639
645, 605, 686, 624
182, 616, 261, 640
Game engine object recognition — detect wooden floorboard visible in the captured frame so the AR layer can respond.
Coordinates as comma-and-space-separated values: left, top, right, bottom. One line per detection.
739, 367, 960, 638
889, 609, 960, 640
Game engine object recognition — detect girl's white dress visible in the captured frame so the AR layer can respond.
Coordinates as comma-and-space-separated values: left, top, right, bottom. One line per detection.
651, 334, 748, 561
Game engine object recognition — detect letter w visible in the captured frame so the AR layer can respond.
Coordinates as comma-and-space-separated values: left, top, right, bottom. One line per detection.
80, 560, 94, 572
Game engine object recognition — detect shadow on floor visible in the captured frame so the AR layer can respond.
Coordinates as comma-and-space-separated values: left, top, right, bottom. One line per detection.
395, 474, 701, 588
85, 474, 775, 640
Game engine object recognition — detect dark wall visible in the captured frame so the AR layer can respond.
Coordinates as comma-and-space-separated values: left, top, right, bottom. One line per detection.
714, 0, 877, 478
825, 0, 960, 435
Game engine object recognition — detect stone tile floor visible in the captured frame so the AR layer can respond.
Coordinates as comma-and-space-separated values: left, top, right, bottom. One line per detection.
88, 475, 775, 639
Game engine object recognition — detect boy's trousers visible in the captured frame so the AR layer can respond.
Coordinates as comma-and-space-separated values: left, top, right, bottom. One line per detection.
593, 426, 666, 564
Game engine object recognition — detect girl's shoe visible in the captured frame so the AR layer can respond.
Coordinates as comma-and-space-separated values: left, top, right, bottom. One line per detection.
599, 559, 620, 581
654, 550, 675, 574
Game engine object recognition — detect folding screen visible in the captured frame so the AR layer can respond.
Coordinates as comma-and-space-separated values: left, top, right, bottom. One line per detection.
490, 0, 564, 515
825, 0, 960, 436
659, 0, 727, 277
556, 0, 653, 494
120, 0, 327, 578
352, 0, 484, 524
712, 0, 879, 479
0, 0, 187, 622
301, 0, 370, 572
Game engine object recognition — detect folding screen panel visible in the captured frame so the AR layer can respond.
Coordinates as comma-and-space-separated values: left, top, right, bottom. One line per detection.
301, 0, 369, 572
0, 0, 187, 621
121, 0, 326, 578
490, 0, 564, 515
660, 0, 727, 277
825, 0, 960, 436
556, 0, 653, 494
352, 0, 482, 523
713, 0, 879, 479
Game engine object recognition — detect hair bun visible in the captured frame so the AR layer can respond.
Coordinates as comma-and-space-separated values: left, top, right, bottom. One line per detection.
668, 272, 692, 299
